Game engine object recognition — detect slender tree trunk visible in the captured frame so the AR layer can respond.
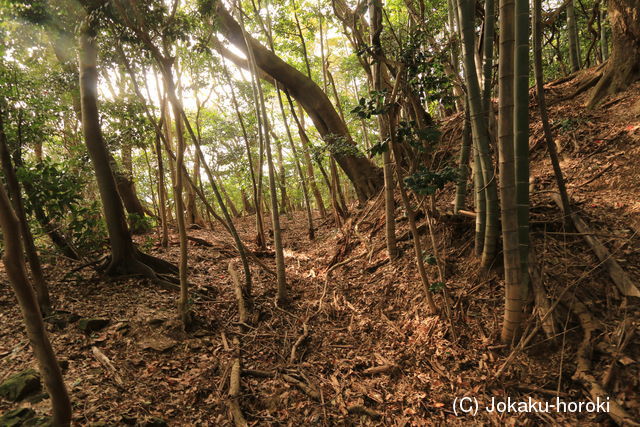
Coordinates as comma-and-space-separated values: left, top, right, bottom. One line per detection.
454, 106, 472, 213
221, 57, 265, 242
276, 88, 315, 239
534, 0, 572, 218
457, 0, 500, 269
567, 0, 582, 72
389, 126, 438, 314
154, 126, 169, 247
0, 112, 51, 314
0, 184, 71, 426
162, 62, 192, 329
447, 0, 464, 111
472, 139, 486, 256
370, 0, 397, 259
286, 94, 327, 217
482, 0, 496, 114
239, 8, 287, 303
514, 0, 531, 319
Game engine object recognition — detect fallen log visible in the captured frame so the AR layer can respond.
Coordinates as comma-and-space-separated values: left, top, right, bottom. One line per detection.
551, 193, 640, 297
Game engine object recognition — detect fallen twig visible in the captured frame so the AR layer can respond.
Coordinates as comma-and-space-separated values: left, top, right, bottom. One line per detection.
347, 404, 382, 420
289, 323, 310, 364
91, 346, 124, 388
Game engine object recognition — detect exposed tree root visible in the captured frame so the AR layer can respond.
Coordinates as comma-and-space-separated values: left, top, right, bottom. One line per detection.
568, 297, 640, 426
228, 337, 247, 427
587, 63, 640, 108
549, 69, 603, 105
289, 323, 310, 364
228, 262, 249, 426
97, 251, 180, 292
528, 245, 558, 341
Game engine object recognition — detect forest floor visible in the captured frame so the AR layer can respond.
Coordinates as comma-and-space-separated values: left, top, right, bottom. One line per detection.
1, 72, 639, 426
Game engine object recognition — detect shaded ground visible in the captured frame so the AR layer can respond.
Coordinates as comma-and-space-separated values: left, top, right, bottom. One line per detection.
1, 72, 639, 425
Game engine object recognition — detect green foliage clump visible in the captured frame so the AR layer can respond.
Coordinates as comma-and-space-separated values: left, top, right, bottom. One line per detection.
404, 165, 457, 196
324, 134, 364, 158
429, 281, 445, 293
396, 120, 441, 152
350, 90, 391, 119
17, 159, 106, 255
400, 30, 454, 107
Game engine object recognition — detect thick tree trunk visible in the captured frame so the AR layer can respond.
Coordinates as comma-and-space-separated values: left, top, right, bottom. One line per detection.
0, 184, 71, 426
79, 30, 136, 272
215, 4, 383, 201
588, 0, 640, 106
79, 27, 175, 279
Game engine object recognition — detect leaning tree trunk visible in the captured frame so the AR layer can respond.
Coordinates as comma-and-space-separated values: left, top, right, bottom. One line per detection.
588, 0, 640, 107
534, 0, 572, 219
214, 3, 383, 201
241, 11, 288, 305
0, 183, 72, 426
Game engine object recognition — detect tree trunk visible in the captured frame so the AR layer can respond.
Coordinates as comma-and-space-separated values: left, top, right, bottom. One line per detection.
534, 0, 572, 219
0, 112, 51, 314
214, 4, 383, 201
154, 126, 169, 247
482, 0, 496, 114
514, 0, 531, 313
79, 26, 176, 279
0, 184, 71, 426
287, 94, 327, 218
588, 0, 640, 106
567, 0, 582, 72
370, 0, 397, 259
276, 88, 315, 239
241, 9, 287, 304
161, 60, 192, 329
457, 0, 500, 268
454, 106, 472, 213
497, 0, 522, 344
